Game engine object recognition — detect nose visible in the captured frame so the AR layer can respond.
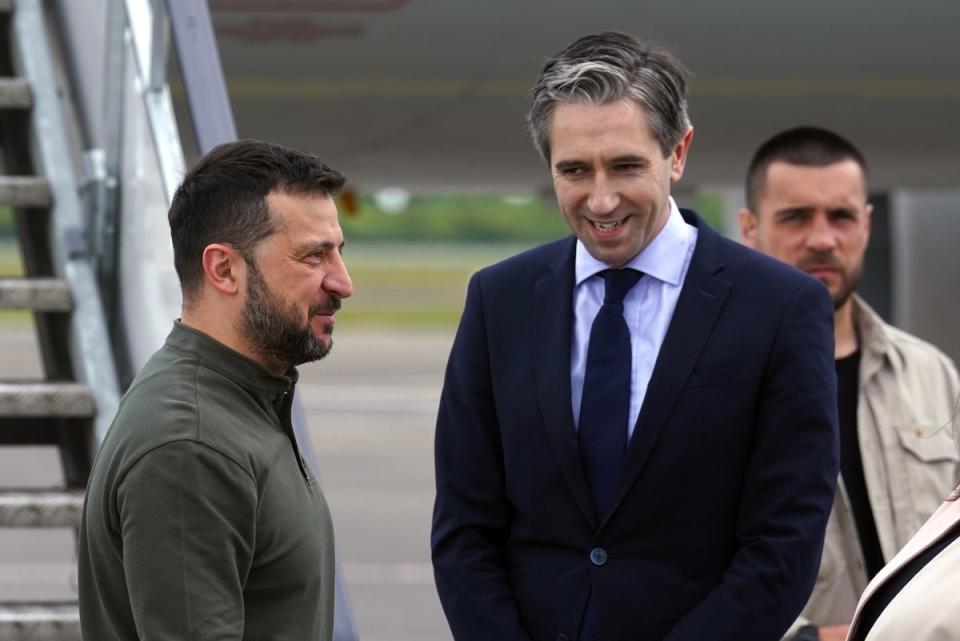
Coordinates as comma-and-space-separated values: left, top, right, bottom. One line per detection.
806, 213, 837, 253
586, 173, 620, 215
324, 252, 353, 300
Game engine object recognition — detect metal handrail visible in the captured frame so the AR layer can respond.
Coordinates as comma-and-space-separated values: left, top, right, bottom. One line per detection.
12, 0, 122, 448
164, 0, 237, 152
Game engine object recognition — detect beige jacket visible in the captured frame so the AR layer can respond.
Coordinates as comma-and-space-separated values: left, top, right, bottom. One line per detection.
784, 295, 960, 639
846, 490, 960, 641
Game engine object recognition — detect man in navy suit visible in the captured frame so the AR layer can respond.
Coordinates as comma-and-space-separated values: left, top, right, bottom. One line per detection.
431, 32, 839, 641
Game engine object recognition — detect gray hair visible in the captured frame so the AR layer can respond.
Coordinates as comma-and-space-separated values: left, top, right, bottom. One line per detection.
527, 32, 691, 161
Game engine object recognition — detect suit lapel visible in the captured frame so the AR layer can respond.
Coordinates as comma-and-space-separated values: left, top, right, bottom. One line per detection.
852, 498, 960, 629
605, 212, 731, 523
533, 238, 597, 529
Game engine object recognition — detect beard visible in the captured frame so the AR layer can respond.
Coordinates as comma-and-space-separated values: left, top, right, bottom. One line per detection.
797, 252, 863, 311
239, 258, 340, 371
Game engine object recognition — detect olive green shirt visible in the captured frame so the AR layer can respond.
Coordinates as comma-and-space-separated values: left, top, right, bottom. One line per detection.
79, 322, 335, 640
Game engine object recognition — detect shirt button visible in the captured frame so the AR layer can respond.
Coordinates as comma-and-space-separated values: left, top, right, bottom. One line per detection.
590, 547, 608, 566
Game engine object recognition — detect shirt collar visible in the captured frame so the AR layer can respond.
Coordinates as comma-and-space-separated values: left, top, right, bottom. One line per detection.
575, 197, 694, 287
166, 321, 298, 401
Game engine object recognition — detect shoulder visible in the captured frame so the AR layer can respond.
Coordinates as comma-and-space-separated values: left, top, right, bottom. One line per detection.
111, 344, 204, 445
694, 218, 826, 306
721, 232, 810, 285
886, 323, 955, 365
883, 323, 959, 383
103, 346, 285, 478
855, 296, 957, 379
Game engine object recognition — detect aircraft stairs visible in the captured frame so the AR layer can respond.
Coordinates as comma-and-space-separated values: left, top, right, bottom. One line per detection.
0, 0, 119, 638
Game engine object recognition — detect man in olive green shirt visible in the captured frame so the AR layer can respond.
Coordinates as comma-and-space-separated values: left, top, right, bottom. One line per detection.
78, 140, 353, 640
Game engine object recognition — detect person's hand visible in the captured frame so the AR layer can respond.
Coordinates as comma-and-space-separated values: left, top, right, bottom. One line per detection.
818, 624, 850, 641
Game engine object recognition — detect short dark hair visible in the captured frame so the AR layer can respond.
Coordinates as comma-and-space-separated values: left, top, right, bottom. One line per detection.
527, 31, 691, 161
169, 139, 345, 302
745, 126, 868, 211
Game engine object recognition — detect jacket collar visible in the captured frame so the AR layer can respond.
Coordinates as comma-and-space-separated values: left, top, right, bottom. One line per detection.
166, 321, 298, 403
853, 294, 895, 384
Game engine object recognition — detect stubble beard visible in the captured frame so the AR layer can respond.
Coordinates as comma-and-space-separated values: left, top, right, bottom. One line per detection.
830, 266, 862, 311
798, 252, 863, 311
240, 258, 339, 371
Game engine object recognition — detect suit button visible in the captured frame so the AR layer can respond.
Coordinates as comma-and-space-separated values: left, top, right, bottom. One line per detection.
590, 547, 608, 566
556, 635, 570, 641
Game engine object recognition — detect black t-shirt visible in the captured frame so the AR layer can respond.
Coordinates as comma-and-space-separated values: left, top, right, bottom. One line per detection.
836, 350, 886, 578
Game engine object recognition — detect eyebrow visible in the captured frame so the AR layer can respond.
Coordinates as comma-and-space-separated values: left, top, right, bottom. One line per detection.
609, 154, 649, 166
553, 155, 650, 172
773, 205, 859, 220
774, 206, 815, 219
295, 240, 342, 255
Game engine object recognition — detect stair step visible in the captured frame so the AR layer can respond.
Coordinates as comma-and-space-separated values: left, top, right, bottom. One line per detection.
0, 417, 70, 446
0, 490, 83, 528
0, 279, 71, 312
0, 78, 31, 109
0, 603, 80, 641
0, 177, 50, 207
0, 383, 94, 417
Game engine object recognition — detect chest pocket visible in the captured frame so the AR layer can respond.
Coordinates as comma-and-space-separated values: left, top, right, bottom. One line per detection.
897, 423, 960, 526
899, 423, 959, 463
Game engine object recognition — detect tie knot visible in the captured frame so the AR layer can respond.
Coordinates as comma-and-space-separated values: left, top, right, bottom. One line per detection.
600, 269, 642, 304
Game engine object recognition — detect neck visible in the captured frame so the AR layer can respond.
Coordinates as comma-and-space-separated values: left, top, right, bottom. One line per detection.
834, 296, 858, 359
180, 305, 286, 376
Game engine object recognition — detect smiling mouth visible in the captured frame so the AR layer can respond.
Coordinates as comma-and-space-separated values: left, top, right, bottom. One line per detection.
589, 217, 626, 232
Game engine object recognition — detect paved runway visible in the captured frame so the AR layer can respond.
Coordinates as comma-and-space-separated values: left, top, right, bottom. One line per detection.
0, 322, 456, 641
302, 328, 454, 641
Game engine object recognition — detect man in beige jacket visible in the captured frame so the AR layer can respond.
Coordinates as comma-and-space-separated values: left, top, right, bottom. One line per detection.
739, 127, 960, 641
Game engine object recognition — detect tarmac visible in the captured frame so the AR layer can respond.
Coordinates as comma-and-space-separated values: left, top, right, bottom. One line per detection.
0, 323, 456, 641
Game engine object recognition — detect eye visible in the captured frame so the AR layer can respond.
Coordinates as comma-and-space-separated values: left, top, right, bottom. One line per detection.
555, 163, 588, 178
829, 209, 857, 222
777, 210, 809, 224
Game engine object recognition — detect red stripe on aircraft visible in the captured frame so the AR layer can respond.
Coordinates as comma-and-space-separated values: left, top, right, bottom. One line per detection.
210, 0, 411, 13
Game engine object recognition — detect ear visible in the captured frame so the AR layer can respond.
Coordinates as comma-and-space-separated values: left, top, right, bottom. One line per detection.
669, 127, 695, 182
201, 243, 243, 297
738, 208, 759, 248
863, 202, 873, 245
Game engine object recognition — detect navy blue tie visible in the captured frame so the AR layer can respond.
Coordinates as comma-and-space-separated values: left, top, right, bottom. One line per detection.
578, 268, 642, 519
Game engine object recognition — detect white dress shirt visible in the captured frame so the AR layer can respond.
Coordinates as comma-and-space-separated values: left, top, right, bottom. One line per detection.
571, 198, 698, 440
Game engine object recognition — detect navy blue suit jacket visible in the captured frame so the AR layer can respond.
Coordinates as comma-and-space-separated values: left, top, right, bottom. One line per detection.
432, 210, 839, 641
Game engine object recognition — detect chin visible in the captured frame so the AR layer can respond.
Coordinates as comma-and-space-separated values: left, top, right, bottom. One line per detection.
311, 330, 332, 347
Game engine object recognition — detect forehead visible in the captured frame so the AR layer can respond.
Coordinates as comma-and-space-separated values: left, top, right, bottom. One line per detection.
549, 99, 660, 159
265, 191, 341, 238
759, 160, 867, 210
